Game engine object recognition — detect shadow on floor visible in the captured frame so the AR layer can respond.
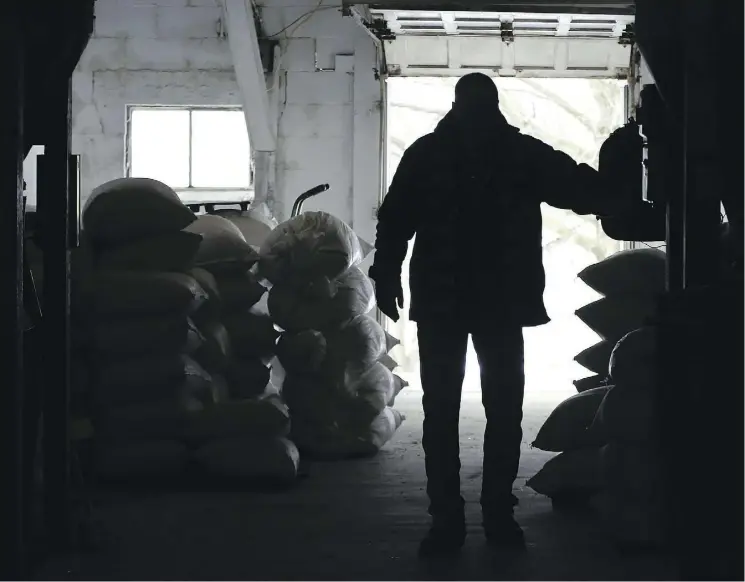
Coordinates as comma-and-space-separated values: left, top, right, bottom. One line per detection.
34, 393, 678, 581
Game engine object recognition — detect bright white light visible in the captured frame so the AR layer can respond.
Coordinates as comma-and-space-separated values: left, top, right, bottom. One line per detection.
130, 109, 190, 188
191, 110, 251, 189
129, 108, 252, 191
386, 77, 625, 406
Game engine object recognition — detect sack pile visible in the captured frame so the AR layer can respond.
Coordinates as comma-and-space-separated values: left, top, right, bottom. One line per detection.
572, 249, 666, 392
589, 326, 666, 548
211, 201, 278, 248
77, 179, 299, 484
184, 214, 299, 484
79, 178, 208, 480
527, 387, 609, 505
529, 326, 666, 548
185, 215, 278, 401
260, 211, 407, 459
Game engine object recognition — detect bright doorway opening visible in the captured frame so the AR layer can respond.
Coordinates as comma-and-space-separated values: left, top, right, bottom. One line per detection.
385, 77, 626, 411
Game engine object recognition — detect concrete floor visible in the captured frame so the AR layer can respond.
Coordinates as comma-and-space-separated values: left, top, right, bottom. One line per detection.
35, 391, 678, 581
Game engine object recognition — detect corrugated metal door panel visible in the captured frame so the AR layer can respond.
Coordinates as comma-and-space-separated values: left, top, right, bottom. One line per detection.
347, 1, 635, 15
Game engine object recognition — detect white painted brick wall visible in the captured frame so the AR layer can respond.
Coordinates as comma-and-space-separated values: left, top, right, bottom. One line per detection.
67, 0, 383, 240
264, 0, 383, 234
70, 0, 239, 205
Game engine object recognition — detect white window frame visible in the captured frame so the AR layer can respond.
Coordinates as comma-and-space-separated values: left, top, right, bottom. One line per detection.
125, 105, 254, 205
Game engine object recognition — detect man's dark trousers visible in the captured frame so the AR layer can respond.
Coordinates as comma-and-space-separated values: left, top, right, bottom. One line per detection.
417, 320, 525, 522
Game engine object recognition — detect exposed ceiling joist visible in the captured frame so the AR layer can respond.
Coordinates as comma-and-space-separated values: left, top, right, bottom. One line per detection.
220, 0, 275, 152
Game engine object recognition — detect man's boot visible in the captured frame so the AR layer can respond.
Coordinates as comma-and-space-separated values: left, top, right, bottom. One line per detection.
483, 511, 525, 549
418, 513, 467, 558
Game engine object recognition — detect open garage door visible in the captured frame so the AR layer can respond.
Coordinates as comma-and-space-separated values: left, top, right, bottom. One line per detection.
347, 3, 634, 78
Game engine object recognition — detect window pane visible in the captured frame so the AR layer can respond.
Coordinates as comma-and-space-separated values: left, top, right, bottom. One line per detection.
191, 110, 251, 188
130, 109, 190, 188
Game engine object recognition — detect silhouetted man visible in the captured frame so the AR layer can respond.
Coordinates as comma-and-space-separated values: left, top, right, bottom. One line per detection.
369, 73, 625, 557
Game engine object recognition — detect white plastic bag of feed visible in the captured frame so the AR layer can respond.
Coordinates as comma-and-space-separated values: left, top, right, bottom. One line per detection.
324, 314, 387, 375
574, 340, 615, 376
267, 266, 375, 332
190, 267, 221, 302
194, 436, 300, 484
267, 281, 331, 332
184, 214, 260, 275
384, 330, 400, 353
608, 326, 657, 388
575, 297, 657, 341
333, 266, 376, 316
577, 249, 666, 297
213, 203, 277, 247
379, 353, 399, 372
244, 201, 279, 229
90, 315, 203, 356
188, 268, 222, 326
209, 373, 231, 402
590, 491, 667, 547
84, 272, 207, 318
281, 373, 345, 427
390, 374, 408, 406
590, 384, 655, 444
269, 357, 286, 393
599, 443, 665, 501
356, 407, 405, 456
345, 362, 395, 425
213, 272, 266, 312
531, 386, 610, 452
224, 312, 279, 358
526, 448, 603, 499
276, 330, 327, 375
225, 358, 272, 400
83, 177, 196, 246
258, 211, 367, 285
95, 231, 203, 272
94, 355, 215, 408
94, 440, 190, 480
185, 393, 291, 443
574, 375, 608, 393
193, 320, 232, 373
95, 396, 205, 442
292, 406, 405, 460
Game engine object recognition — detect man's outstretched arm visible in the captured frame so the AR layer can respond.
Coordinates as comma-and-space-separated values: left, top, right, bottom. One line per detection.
521, 134, 633, 217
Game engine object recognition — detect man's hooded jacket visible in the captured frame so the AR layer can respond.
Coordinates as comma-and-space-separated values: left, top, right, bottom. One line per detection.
370, 109, 612, 327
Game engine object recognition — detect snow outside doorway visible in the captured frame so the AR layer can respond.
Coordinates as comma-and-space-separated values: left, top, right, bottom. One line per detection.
384, 77, 625, 411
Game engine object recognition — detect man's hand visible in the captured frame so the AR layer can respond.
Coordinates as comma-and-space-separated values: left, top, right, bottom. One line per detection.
593, 171, 645, 218
373, 277, 404, 323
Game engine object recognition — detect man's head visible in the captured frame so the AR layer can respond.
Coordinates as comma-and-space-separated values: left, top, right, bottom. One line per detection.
453, 73, 500, 119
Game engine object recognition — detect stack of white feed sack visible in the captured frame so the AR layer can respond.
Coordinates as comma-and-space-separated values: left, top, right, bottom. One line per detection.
260, 211, 408, 460
528, 327, 664, 550
75, 178, 298, 485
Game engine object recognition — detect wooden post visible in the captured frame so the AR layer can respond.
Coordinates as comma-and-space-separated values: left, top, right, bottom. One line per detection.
38, 77, 74, 549
0, 3, 27, 579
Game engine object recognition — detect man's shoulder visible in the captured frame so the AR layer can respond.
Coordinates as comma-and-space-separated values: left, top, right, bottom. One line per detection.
513, 130, 550, 153
404, 132, 440, 158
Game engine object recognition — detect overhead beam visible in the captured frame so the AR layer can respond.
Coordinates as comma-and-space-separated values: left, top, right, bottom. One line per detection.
347, 1, 635, 15
220, 0, 276, 152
